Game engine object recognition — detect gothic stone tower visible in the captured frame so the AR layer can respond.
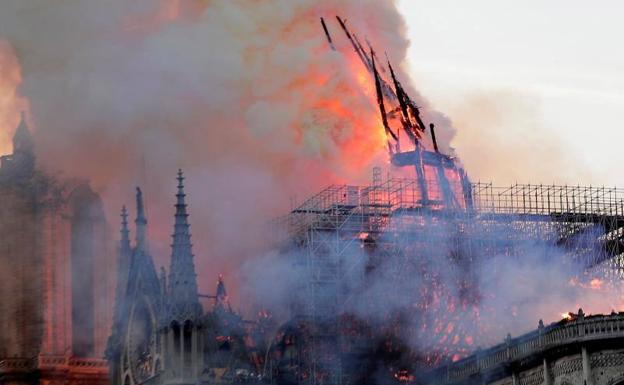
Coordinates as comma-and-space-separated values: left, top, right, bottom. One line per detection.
107, 171, 267, 385
0, 113, 112, 384
107, 187, 164, 385
161, 170, 204, 384
107, 171, 204, 385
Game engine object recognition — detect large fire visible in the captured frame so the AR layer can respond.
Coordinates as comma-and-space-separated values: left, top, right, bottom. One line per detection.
0, 0, 420, 326
147, 2, 404, 181
5, 4, 624, 383
0, 40, 29, 156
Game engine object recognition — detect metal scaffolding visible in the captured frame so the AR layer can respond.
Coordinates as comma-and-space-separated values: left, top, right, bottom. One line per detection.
273, 169, 624, 385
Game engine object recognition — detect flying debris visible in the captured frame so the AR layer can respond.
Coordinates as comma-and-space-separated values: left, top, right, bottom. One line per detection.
371, 48, 398, 151
319, 17, 336, 51
333, 18, 396, 99
387, 58, 420, 144
355, 34, 374, 72
325, 15, 436, 155
321, 15, 472, 209
335, 16, 370, 71
429, 123, 440, 154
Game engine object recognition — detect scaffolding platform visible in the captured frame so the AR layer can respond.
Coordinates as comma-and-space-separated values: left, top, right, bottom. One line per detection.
271, 169, 624, 385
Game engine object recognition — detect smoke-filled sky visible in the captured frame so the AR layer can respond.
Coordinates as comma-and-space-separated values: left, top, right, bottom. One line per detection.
399, 0, 624, 186
0, 0, 623, 343
0, 0, 417, 303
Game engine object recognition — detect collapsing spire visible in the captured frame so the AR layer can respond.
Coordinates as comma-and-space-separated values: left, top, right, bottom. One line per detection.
321, 17, 447, 157
320, 17, 336, 51
167, 169, 201, 319
371, 48, 398, 152
135, 187, 148, 252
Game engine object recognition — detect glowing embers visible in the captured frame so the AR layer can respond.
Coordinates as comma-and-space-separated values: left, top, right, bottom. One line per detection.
394, 369, 415, 383
277, 175, 624, 381
561, 312, 574, 320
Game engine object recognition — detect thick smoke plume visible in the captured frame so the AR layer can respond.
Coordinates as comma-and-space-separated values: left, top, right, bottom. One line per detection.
0, 0, 440, 300
2, 0, 622, 368
240, 212, 624, 364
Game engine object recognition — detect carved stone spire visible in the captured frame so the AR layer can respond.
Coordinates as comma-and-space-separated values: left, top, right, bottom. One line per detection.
112, 206, 132, 333
167, 170, 201, 320
135, 187, 148, 253
120, 205, 131, 256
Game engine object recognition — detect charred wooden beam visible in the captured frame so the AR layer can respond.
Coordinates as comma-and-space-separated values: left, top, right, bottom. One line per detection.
430, 123, 440, 153
336, 16, 370, 70
320, 17, 336, 51
372, 48, 398, 145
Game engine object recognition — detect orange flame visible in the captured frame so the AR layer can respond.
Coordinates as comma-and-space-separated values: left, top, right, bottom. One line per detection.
0, 40, 29, 156
589, 278, 603, 290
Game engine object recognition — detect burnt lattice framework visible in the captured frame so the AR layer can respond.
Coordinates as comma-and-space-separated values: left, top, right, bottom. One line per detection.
273, 169, 624, 385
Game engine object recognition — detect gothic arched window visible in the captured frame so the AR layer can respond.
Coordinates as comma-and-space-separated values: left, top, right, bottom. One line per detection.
183, 320, 193, 369
171, 321, 181, 357
128, 300, 155, 383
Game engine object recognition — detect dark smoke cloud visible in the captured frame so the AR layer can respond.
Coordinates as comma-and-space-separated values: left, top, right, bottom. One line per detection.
0, 0, 446, 301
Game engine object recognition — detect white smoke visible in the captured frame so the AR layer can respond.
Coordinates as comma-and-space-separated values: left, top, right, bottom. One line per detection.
239, 211, 624, 364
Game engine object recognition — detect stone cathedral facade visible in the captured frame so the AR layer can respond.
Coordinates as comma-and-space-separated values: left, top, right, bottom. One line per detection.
0, 114, 112, 384
106, 171, 265, 385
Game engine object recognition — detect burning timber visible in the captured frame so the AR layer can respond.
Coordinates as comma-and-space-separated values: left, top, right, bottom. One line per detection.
104, 16, 624, 385
1, 12, 622, 385
270, 168, 624, 384
271, 21, 624, 378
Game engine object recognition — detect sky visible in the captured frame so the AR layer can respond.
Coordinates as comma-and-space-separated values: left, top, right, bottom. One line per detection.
398, 0, 624, 186
0, 0, 622, 339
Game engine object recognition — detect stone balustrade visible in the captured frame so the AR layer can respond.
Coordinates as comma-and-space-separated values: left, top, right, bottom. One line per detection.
0, 358, 36, 373
425, 310, 624, 385
0, 355, 107, 375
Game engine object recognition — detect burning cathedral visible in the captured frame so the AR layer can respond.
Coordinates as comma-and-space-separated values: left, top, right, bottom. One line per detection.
2, 14, 624, 385
106, 172, 270, 385
104, 18, 624, 385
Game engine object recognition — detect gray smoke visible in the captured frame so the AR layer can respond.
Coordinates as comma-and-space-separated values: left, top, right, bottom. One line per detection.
239, 211, 624, 361
1, 0, 621, 369
0, 0, 447, 301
